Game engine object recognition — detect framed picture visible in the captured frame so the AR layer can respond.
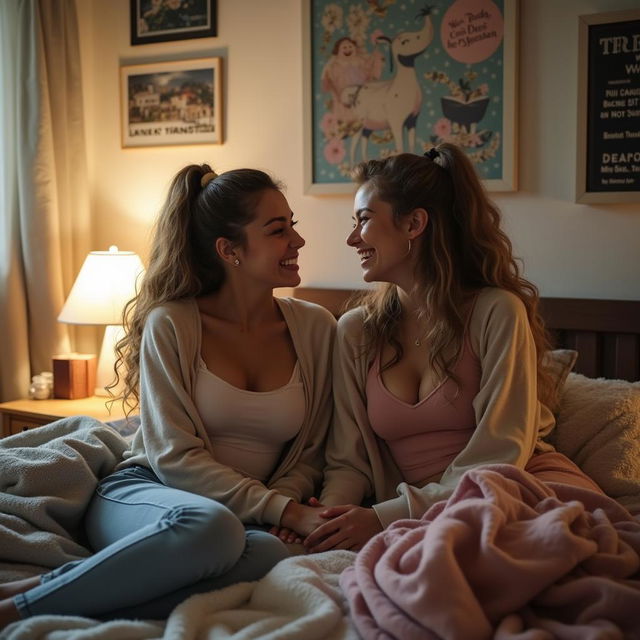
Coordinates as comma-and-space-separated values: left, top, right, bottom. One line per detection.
303, 0, 518, 195
130, 0, 217, 46
576, 9, 640, 204
120, 57, 222, 148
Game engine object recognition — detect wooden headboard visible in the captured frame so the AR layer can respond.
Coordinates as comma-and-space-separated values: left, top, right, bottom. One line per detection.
292, 287, 640, 382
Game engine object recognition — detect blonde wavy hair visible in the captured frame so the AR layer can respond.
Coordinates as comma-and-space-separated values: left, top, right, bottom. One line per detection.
108, 164, 282, 415
351, 145, 555, 407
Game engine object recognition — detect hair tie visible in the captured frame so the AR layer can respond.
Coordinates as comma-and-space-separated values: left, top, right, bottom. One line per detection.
424, 148, 440, 161
200, 171, 217, 188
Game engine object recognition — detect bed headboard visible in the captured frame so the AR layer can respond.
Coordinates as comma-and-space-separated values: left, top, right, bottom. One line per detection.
292, 287, 640, 382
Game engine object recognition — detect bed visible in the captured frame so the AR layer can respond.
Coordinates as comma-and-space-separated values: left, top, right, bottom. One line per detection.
1, 289, 639, 640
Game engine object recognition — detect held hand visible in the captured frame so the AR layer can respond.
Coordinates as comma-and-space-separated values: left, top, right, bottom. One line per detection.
280, 501, 331, 538
268, 526, 302, 544
303, 506, 383, 553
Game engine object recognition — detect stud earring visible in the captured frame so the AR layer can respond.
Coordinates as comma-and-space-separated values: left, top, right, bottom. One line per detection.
233, 258, 240, 266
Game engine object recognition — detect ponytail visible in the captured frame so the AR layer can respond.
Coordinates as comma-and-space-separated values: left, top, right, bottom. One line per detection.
109, 163, 282, 413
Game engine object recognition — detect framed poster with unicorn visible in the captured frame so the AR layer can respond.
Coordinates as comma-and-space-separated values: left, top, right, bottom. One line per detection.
302, 0, 518, 194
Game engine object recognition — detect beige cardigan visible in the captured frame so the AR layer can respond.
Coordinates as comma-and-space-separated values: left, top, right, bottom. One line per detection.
119, 297, 336, 527
320, 287, 555, 527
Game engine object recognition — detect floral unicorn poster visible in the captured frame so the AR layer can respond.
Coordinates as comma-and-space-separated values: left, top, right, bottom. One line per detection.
304, 0, 517, 193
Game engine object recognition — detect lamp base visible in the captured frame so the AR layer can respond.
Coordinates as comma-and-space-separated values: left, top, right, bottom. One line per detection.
95, 325, 126, 396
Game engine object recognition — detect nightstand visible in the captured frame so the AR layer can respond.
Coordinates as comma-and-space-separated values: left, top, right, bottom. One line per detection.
0, 397, 127, 438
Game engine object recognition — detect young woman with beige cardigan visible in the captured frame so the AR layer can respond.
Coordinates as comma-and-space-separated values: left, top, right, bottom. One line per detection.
305, 146, 602, 553
0, 165, 335, 627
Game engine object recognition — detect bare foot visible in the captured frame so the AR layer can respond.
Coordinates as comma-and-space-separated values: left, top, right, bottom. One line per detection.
0, 576, 41, 600
0, 598, 22, 630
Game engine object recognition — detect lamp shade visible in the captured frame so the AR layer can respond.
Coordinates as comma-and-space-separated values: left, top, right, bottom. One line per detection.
58, 246, 145, 325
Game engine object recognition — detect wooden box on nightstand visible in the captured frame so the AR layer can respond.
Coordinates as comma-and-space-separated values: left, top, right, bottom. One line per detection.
0, 397, 127, 438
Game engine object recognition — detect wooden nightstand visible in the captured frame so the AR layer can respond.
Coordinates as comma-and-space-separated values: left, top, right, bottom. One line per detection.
0, 397, 127, 438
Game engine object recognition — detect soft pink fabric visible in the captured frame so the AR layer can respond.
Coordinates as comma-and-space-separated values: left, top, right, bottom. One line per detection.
366, 335, 481, 483
341, 464, 640, 640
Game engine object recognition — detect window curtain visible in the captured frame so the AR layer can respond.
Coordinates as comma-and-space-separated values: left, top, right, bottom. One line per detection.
0, 0, 91, 401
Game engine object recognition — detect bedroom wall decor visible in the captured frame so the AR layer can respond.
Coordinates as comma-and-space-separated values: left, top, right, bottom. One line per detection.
120, 57, 222, 148
130, 0, 217, 45
576, 8, 640, 204
302, 0, 518, 195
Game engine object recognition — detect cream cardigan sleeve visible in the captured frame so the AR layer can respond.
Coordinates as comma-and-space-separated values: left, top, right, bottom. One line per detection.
268, 299, 336, 503
371, 288, 553, 527
321, 309, 403, 508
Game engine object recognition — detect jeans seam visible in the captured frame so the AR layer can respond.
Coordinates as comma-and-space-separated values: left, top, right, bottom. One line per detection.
24, 516, 173, 610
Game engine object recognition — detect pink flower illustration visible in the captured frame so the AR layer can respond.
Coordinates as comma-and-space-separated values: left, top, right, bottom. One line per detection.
320, 112, 338, 137
324, 137, 346, 165
433, 118, 452, 139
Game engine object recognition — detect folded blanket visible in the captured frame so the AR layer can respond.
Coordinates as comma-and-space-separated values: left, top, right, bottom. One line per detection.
341, 464, 640, 640
0, 416, 128, 578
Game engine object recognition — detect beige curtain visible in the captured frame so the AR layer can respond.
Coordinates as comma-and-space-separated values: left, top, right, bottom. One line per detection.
0, 0, 91, 401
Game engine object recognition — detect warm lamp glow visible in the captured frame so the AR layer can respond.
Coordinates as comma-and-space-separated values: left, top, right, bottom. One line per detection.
58, 246, 145, 395
58, 246, 144, 325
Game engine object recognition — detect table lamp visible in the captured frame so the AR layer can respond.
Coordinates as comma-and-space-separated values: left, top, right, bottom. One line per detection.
58, 246, 145, 396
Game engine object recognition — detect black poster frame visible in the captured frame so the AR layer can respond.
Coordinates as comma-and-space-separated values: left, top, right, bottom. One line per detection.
576, 9, 640, 204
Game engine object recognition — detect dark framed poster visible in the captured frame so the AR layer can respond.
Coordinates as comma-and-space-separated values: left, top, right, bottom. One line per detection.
130, 0, 217, 46
302, 0, 518, 195
576, 9, 640, 203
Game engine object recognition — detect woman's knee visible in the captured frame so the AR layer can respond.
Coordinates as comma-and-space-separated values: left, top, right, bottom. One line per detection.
168, 501, 246, 565
244, 531, 290, 578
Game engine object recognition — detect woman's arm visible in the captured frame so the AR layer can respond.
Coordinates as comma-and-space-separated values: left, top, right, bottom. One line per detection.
320, 309, 379, 508
268, 303, 336, 504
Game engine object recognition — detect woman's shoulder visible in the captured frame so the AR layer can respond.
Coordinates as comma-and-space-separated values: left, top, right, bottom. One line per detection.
473, 287, 527, 320
336, 306, 367, 341
146, 298, 198, 330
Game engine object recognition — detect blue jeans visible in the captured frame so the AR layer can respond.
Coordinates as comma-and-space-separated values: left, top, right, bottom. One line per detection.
14, 465, 290, 620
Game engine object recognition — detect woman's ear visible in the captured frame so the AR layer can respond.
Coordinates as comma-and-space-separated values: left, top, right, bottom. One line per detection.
406, 208, 428, 239
215, 237, 238, 266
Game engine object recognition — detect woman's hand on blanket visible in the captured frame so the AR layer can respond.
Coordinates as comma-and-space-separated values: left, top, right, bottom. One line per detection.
268, 525, 302, 544
303, 506, 382, 552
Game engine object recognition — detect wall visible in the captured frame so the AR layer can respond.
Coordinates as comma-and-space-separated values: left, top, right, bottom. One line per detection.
77, 0, 640, 301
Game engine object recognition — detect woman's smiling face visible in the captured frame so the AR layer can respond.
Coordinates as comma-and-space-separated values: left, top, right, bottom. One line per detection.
347, 182, 412, 285
237, 189, 305, 289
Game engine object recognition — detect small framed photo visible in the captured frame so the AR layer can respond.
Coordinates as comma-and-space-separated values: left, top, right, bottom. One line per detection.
131, 0, 217, 46
120, 57, 222, 148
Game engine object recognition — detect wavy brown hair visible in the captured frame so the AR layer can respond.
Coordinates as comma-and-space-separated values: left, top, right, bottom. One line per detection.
351, 145, 555, 407
108, 164, 282, 414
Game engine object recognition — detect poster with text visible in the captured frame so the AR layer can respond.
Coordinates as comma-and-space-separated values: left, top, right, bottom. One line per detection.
304, 0, 517, 194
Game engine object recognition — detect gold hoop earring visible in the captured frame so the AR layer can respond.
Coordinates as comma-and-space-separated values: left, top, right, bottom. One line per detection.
405, 239, 412, 258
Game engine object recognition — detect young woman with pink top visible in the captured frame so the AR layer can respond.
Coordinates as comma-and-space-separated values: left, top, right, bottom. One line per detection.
305, 145, 602, 553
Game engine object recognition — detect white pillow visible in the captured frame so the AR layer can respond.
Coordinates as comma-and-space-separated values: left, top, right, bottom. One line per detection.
550, 372, 640, 515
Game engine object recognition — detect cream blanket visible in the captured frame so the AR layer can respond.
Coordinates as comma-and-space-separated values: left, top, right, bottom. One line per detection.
1, 551, 358, 640
0, 419, 359, 639
0, 417, 128, 580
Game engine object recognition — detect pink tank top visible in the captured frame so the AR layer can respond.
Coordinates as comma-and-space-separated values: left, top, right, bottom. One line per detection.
366, 335, 482, 484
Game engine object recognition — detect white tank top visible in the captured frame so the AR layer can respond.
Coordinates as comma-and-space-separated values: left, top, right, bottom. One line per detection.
194, 359, 305, 482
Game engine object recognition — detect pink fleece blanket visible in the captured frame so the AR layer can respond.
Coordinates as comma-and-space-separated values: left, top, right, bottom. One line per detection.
341, 464, 640, 639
